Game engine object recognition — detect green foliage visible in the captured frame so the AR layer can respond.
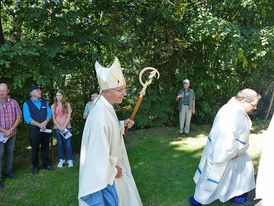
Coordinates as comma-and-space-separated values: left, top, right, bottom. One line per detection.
0, 0, 273, 129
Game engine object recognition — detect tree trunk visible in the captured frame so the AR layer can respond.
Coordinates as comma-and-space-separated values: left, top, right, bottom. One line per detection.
13, 0, 23, 42
0, 0, 5, 45
265, 90, 274, 120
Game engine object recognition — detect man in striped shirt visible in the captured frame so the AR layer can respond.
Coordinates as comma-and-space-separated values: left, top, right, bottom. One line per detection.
0, 83, 22, 189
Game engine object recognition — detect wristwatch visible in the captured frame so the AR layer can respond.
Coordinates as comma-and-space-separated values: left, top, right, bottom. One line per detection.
9, 128, 15, 132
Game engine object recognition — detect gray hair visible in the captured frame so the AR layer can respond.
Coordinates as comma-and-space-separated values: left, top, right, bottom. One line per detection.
0, 83, 9, 91
235, 88, 261, 103
0, 83, 8, 89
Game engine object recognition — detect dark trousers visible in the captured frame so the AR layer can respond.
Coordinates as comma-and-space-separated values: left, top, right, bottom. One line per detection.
231, 192, 248, 204
0, 135, 16, 180
29, 127, 50, 168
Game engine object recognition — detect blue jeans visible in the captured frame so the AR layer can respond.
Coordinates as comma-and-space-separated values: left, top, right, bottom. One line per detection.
54, 129, 72, 160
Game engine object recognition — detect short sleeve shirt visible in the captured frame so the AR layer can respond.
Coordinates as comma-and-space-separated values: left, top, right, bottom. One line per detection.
0, 97, 22, 133
83, 101, 93, 116
51, 102, 72, 129
178, 89, 195, 111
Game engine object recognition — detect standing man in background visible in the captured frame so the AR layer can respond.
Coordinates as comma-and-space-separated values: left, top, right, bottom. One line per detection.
23, 86, 54, 174
0, 83, 21, 189
83, 90, 99, 119
176, 79, 195, 135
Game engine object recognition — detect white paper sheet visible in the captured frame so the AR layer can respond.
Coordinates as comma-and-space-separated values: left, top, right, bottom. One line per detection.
0, 132, 9, 143
40, 129, 52, 133
61, 128, 72, 139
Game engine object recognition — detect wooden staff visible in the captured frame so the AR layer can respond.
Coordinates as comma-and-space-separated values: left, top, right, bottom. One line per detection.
124, 67, 160, 138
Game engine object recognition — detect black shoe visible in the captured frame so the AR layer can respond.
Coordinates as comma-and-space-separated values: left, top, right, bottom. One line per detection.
188, 197, 194, 206
178, 131, 184, 135
5, 172, 17, 179
0, 181, 3, 189
32, 168, 38, 174
231, 202, 254, 206
188, 197, 201, 206
184, 132, 189, 136
43, 165, 54, 171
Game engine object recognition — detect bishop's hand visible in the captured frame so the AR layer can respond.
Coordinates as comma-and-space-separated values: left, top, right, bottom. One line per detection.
124, 119, 134, 129
115, 166, 123, 178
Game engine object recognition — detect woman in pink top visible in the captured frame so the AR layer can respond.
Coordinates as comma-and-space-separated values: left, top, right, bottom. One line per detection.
51, 89, 73, 168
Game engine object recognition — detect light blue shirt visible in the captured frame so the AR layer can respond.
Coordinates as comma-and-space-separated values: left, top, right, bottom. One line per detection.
23, 98, 52, 124
83, 101, 93, 116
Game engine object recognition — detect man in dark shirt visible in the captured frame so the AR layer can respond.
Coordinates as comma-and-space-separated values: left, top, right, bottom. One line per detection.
176, 79, 195, 135
23, 86, 54, 174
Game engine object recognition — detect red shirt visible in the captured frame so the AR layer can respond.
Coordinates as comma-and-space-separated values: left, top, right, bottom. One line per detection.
0, 97, 22, 133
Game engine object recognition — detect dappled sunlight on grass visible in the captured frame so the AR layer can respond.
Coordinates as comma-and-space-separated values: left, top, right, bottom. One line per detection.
1, 122, 268, 206
194, 133, 208, 138
127, 125, 266, 206
169, 133, 208, 160
251, 129, 267, 134
127, 127, 210, 205
248, 133, 264, 174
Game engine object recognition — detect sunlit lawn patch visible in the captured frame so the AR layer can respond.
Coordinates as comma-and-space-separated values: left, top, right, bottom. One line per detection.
0, 122, 268, 206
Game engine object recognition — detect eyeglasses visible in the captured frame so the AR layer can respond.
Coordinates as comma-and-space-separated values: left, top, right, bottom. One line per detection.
111, 88, 127, 93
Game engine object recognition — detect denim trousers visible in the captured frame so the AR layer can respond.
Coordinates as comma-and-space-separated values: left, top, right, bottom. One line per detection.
0, 135, 16, 180
54, 128, 72, 160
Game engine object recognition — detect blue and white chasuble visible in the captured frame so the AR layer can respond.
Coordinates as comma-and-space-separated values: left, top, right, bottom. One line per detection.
193, 97, 255, 204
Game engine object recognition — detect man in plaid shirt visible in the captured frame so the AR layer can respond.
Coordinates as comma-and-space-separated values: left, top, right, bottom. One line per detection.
0, 83, 22, 189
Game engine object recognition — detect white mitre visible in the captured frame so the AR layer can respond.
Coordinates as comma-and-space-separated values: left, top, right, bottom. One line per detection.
95, 57, 126, 91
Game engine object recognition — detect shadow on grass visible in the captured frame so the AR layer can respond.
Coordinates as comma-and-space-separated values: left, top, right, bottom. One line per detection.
2, 123, 265, 206
126, 127, 229, 206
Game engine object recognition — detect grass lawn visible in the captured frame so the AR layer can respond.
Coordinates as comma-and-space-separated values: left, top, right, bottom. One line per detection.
0, 122, 269, 206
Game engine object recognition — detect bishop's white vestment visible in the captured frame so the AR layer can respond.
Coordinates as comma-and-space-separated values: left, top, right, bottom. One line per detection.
193, 97, 255, 204
256, 114, 274, 206
78, 95, 142, 206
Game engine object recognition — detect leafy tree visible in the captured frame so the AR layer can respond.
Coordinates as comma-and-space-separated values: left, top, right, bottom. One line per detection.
0, 0, 273, 133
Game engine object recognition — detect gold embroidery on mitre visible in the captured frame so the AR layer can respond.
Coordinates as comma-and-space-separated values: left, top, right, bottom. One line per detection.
95, 57, 126, 90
